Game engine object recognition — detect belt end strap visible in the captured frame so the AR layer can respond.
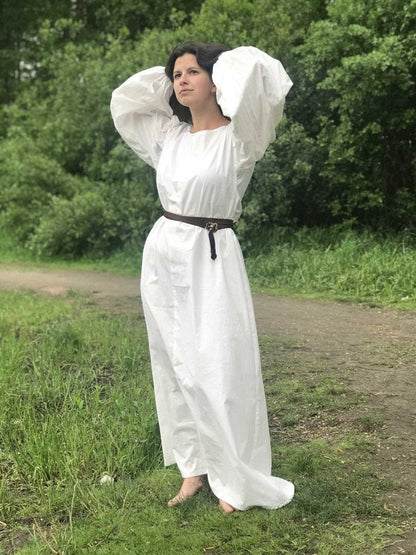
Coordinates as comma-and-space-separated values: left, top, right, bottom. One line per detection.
206, 222, 218, 260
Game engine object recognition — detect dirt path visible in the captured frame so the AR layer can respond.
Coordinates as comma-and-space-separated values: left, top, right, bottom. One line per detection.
1, 266, 415, 553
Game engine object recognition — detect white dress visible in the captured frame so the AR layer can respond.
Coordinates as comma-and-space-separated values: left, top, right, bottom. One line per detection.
111, 46, 294, 510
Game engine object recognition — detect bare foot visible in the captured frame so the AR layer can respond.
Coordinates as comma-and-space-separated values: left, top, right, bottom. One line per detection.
167, 476, 205, 507
219, 499, 236, 514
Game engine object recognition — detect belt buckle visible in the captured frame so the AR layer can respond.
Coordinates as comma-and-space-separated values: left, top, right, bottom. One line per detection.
206, 222, 218, 232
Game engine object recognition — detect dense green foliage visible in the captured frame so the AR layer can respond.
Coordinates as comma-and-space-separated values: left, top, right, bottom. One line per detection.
0, 0, 415, 258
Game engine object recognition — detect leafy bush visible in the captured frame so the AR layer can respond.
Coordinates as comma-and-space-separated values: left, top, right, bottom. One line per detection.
30, 185, 159, 258
0, 134, 83, 241
29, 191, 116, 257
30, 146, 161, 258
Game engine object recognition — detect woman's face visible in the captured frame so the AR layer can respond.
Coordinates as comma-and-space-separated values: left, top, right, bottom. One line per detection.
173, 53, 216, 108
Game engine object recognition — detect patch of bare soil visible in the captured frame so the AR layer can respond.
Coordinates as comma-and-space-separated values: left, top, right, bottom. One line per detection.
1, 266, 415, 553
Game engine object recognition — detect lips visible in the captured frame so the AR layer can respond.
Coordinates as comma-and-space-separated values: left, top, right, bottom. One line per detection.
180, 89, 192, 94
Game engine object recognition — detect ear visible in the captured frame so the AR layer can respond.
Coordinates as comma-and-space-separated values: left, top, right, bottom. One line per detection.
211, 83, 217, 94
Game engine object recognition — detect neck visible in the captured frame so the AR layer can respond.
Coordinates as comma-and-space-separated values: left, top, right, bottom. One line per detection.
189, 103, 229, 133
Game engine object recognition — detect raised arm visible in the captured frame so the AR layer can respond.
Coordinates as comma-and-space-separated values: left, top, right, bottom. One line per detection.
110, 66, 176, 169
213, 46, 292, 161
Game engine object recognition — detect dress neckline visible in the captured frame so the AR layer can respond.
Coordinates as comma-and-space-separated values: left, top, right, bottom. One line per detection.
188, 122, 230, 135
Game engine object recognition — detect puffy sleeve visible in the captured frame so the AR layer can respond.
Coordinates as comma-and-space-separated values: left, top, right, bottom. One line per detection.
110, 66, 175, 169
212, 46, 292, 161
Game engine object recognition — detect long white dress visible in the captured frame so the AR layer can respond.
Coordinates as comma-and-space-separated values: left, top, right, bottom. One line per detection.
110, 46, 294, 510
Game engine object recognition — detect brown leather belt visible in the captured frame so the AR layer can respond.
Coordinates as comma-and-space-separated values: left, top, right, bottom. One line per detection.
163, 211, 233, 260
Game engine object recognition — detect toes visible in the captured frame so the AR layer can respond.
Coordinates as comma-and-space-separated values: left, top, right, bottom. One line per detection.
219, 499, 236, 514
167, 478, 204, 507
167, 494, 184, 507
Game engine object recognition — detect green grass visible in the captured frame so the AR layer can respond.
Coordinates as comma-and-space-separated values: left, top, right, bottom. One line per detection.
246, 228, 416, 311
0, 290, 408, 554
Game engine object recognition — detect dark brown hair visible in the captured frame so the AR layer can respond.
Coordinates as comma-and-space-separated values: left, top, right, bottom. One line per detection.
165, 41, 228, 123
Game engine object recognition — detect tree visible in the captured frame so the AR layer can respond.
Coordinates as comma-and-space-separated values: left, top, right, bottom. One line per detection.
0, 0, 203, 107
2, 0, 415, 259
294, 0, 416, 228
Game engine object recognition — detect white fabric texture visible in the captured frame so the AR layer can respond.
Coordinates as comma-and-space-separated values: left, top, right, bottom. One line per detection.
110, 46, 294, 510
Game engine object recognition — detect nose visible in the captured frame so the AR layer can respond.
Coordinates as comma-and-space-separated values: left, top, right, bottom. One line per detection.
179, 73, 188, 85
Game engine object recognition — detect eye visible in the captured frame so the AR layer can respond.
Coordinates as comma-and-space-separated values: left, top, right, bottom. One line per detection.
173, 72, 181, 80
190, 69, 198, 74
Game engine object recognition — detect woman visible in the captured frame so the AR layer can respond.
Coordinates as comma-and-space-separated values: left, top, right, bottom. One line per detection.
110, 41, 294, 513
